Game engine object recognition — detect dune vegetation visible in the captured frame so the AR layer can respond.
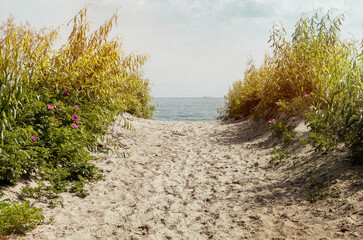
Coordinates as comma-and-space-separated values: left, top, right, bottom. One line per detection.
0, 7, 362, 237
0, 7, 154, 235
221, 9, 362, 162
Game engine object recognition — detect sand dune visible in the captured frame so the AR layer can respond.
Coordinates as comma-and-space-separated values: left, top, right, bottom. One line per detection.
5, 114, 363, 239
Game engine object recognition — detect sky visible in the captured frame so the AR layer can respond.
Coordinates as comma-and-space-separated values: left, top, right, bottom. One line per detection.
1, 0, 362, 98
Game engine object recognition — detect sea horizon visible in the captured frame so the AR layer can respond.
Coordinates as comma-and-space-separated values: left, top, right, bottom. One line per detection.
151, 97, 225, 122
152, 97, 224, 99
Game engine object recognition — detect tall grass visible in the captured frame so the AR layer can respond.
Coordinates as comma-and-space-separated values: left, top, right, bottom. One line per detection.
1, 7, 155, 235
221, 9, 362, 160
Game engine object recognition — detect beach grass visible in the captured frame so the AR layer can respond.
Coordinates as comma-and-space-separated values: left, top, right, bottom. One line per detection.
0, 7, 154, 235
221, 9, 362, 162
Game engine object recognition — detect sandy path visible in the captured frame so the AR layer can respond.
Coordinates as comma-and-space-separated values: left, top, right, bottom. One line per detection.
13, 114, 363, 239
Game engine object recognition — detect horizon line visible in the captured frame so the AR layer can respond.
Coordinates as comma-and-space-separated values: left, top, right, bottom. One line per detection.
152, 97, 224, 99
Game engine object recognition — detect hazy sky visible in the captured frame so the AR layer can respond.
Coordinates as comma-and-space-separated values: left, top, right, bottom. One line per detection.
1, 0, 362, 97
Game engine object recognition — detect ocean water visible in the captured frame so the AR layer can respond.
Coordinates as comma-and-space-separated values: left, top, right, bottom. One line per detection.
151, 98, 225, 121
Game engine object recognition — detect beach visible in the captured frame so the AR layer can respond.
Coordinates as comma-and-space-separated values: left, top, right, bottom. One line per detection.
4, 113, 362, 239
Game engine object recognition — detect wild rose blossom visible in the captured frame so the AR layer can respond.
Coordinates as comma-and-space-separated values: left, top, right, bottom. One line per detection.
294, 100, 298, 103
47, 104, 54, 110
72, 114, 80, 122
276, 102, 281, 106
74, 105, 80, 109
31, 136, 36, 142
72, 123, 78, 128
137, 102, 140, 106
269, 119, 275, 124
304, 94, 310, 98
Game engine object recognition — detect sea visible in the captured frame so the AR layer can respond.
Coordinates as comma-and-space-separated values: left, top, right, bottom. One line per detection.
150, 98, 225, 121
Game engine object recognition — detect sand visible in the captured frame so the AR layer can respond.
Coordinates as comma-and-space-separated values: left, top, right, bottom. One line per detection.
3, 114, 363, 239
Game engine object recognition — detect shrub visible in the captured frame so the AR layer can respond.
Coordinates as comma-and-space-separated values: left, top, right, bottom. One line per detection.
268, 120, 296, 145
0, 198, 44, 235
306, 169, 341, 202
222, 9, 362, 160
0, 6, 153, 185
0, 7, 155, 236
269, 147, 291, 166
221, 9, 353, 119
305, 41, 362, 160
219, 59, 264, 119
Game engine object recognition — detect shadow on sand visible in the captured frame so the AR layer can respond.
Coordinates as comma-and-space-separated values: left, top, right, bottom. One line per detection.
211, 118, 363, 209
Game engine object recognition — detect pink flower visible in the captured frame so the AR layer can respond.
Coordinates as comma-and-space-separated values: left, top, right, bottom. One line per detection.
294, 100, 298, 103
269, 119, 275, 124
64, 89, 69, 96
56, 107, 63, 111
52, 117, 56, 122
140, 112, 143, 117
31, 136, 36, 142
304, 94, 310, 98
72, 123, 78, 128
47, 104, 54, 110
137, 102, 140, 106
276, 102, 281, 106
49, 87, 52, 91
74, 105, 80, 109
124, 101, 127, 105
72, 114, 80, 122
320, 109, 324, 114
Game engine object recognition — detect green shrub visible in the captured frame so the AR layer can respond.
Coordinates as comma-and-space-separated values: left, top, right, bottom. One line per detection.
305, 41, 362, 160
222, 9, 362, 160
268, 120, 296, 144
0, 87, 104, 187
269, 147, 291, 166
306, 169, 341, 202
0, 7, 152, 186
0, 7, 155, 236
219, 59, 265, 119
221, 9, 353, 119
0, 198, 44, 235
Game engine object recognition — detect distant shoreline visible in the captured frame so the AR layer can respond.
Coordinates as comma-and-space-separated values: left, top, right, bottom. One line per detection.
152, 97, 224, 99
151, 98, 224, 121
